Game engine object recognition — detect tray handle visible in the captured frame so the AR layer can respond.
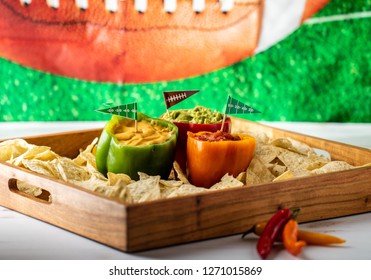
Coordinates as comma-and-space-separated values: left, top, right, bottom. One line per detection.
8, 178, 52, 204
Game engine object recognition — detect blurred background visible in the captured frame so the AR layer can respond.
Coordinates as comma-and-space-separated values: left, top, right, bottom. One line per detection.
0, 0, 370, 123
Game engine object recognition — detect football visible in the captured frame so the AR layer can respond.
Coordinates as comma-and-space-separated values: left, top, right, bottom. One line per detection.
0, 0, 329, 83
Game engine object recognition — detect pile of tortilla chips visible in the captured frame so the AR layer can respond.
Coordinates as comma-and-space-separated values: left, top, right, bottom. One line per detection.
0, 133, 369, 204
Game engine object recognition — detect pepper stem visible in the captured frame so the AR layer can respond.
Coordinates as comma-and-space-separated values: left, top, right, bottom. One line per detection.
292, 207, 301, 220
241, 225, 255, 239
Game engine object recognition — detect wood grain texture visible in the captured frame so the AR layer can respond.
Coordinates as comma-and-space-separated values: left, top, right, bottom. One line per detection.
0, 119, 370, 252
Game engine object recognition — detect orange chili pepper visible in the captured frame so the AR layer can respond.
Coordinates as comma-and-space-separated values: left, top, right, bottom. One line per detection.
246, 222, 346, 245
296, 230, 346, 245
282, 219, 306, 256
186, 131, 255, 188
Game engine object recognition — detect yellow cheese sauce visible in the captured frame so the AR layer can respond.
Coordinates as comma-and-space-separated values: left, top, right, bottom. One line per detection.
113, 119, 173, 146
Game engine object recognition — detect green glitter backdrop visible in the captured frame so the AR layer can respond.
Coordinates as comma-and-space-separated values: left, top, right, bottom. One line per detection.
0, 0, 370, 122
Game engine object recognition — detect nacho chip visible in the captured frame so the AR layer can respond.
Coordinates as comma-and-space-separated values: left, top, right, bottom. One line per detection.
72, 174, 125, 201
16, 180, 43, 197
73, 138, 98, 168
236, 172, 246, 184
243, 130, 271, 145
271, 137, 313, 156
255, 144, 281, 164
55, 157, 91, 182
210, 174, 244, 190
0, 139, 30, 162
267, 162, 287, 177
306, 152, 330, 170
277, 150, 312, 177
273, 170, 294, 182
245, 157, 275, 185
160, 179, 183, 188
94, 184, 125, 199
158, 179, 183, 198
306, 161, 329, 171
310, 161, 354, 175
21, 159, 60, 178
173, 161, 189, 184
167, 183, 207, 198
126, 175, 161, 203
107, 172, 133, 186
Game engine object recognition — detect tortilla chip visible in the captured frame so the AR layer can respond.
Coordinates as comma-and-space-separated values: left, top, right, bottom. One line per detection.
107, 172, 132, 186
9, 146, 53, 167
245, 157, 275, 185
21, 159, 60, 178
271, 137, 313, 156
16, 180, 43, 197
55, 157, 91, 182
126, 175, 161, 203
255, 144, 281, 164
167, 183, 207, 198
210, 174, 244, 190
273, 170, 295, 182
73, 138, 98, 167
277, 150, 312, 177
236, 172, 246, 184
310, 161, 354, 175
267, 163, 287, 177
173, 161, 189, 184
160, 179, 183, 188
95, 185, 124, 199
306, 161, 329, 171
0, 139, 30, 162
244, 131, 271, 144
158, 179, 183, 198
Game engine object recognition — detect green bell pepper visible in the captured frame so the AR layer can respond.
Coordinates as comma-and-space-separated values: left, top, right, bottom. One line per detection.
95, 113, 178, 180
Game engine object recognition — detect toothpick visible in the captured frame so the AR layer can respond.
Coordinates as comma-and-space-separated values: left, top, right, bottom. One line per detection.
220, 113, 227, 132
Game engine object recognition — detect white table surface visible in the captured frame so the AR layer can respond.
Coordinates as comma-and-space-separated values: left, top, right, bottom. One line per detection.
0, 121, 370, 260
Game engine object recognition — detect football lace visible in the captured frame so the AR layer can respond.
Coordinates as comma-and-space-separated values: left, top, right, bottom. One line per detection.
19, 0, 236, 13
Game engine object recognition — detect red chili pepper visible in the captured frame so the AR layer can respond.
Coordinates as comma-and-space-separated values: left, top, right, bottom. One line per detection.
256, 208, 293, 259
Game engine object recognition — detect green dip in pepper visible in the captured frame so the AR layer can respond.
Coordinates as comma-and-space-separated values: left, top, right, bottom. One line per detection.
162, 106, 223, 124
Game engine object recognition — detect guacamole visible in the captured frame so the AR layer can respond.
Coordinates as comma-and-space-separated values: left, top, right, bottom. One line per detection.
162, 106, 223, 124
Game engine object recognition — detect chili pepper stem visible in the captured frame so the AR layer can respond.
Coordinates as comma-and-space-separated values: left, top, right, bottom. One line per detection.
291, 208, 301, 220
241, 226, 256, 239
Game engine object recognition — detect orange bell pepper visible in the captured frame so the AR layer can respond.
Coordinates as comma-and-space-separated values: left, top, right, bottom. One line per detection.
186, 131, 255, 188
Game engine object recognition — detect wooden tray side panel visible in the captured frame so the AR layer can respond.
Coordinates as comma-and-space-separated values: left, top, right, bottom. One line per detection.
126, 168, 371, 252
125, 198, 201, 252
0, 163, 128, 251
232, 119, 371, 165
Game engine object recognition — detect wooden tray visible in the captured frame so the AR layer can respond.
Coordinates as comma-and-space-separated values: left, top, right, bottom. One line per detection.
1, 119, 370, 252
